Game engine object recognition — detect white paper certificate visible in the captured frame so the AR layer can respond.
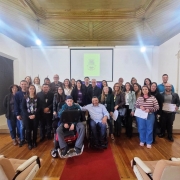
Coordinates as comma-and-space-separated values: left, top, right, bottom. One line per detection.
112, 110, 118, 121
162, 103, 176, 112
134, 108, 148, 119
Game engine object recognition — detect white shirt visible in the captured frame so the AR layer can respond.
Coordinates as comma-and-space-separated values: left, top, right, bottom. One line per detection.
34, 84, 42, 94
64, 87, 72, 96
125, 91, 130, 105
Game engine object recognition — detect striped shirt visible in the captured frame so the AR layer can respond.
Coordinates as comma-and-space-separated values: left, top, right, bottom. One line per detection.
136, 96, 159, 113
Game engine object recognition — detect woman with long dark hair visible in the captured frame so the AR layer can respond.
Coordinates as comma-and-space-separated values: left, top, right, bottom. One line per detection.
25, 76, 32, 88
150, 82, 163, 142
136, 85, 159, 148
99, 86, 114, 139
71, 80, 86, 106
3, 84, 20, 145
133, 83, 141, 100
144, 78, 152, 89
22, 85, 39, 150
124, 82, 136, 138
101, 80, 112, 94
113, 83, 125, 136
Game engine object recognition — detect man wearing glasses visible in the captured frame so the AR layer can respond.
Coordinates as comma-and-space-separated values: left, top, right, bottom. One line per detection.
158, 83, 179, 141
50, 74, 63, 94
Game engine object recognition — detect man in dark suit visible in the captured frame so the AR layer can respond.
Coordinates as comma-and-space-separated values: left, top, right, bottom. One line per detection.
37, 84, 54, 141
50, 74, 63, 94
87, 79, 101, 104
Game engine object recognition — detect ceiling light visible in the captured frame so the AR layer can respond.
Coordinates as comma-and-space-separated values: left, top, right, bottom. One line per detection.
36, 39, 41, 45
140, 46, 146, 53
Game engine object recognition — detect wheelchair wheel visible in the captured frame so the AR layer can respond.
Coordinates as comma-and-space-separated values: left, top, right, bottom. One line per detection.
51, 149, 58, 158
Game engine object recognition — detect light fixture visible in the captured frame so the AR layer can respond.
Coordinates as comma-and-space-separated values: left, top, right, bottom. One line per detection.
35, 19, 42, 46
140, 46, 146, 52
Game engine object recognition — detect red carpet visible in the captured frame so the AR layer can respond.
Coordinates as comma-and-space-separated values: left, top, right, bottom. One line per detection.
60, 144, 120, 180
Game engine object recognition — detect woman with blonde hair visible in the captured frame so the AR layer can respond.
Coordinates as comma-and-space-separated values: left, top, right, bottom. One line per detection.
99, 86, 114, 139
33, 76, 42, 94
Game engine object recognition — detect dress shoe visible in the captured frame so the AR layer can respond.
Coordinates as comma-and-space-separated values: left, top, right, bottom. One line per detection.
40, 137, 45, 142
168, 136, 174, 142
33, 142, 37, 148
158, 134, 165, 138
28, 144, 32, 150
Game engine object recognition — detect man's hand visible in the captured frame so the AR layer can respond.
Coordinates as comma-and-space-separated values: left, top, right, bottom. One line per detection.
102, 116, 107, 124
17, 115, 21, 120
140, 106, 145, 111
29, 115, 35, 119
44, 108, 49, 113
53, 111, 57, 115
69, 124, 74, 131
64, 123, 69, 129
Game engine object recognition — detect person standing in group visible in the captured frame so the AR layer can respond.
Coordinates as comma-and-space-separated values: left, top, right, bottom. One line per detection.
14, 80, 28, 147
44, 77, 51, 85
158, 74, 175, 93
52, 86, 66, 136
22, 85, 40, 150
63, 78, 73, 96
87, 79, 101, 103
158, 83, 179, 141
118, 78, 125, 92
133, 83, 141, 100
71, 78, 76, 89
144, 78, 152, 90
83, 77, 92, 105
101, 80, 112, 94
136, 85, 159, 148
37, 84, 54, 141
113, 83, 125, 136
25, 76, 32, 88
99, 86, 114, 140
33, 76, 42, 94
150, 82, 163, 142
124, 82, 136, 138
131, 77, 141, 90
3, 84, 20, 146
50, 74, 63, 94
71, 80, 86, 106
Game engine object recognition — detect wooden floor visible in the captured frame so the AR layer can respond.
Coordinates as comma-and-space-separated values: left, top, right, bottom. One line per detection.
1, 133, 180, 180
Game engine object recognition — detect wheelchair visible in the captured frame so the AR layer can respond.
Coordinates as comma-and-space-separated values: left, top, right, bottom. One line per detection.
86, 117, 109, 149
51, 109, 86, 158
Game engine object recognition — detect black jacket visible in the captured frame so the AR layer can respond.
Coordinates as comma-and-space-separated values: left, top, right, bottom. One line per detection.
87, 86, 101, 103
71, 87, 86, 106
83, 84, 92, 105
98, 94, 114, 113
114, 92, 125, 109
53, 93, 66, 113
37, 91, 54, 114
151, 91, 163, 115
3, 93, 14, 119
161, 92, 180, 108
50, 81, 63, 94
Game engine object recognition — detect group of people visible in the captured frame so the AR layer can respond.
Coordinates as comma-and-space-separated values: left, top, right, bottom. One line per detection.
3, 73, 179, 153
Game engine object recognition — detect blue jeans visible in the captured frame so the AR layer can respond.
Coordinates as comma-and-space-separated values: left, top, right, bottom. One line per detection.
90, 119, 106, 145
138, 113, 155, 145
7, 115, 20, 139
19, 120, 25, 141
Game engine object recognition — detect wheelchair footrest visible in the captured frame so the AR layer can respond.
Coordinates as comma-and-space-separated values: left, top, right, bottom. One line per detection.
58, 145, 84, 158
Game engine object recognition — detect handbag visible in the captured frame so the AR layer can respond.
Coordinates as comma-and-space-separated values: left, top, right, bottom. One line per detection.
119, 108, 127, 117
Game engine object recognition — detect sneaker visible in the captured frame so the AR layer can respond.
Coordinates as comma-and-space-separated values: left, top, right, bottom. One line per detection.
61, 146, 69, 156
12, 139, 18, 146
139, 142, 144, 147
74, 146, 81, 155
147, 144, 152, 149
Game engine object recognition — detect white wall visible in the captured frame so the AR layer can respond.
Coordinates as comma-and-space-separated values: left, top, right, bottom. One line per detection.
0, 33, 26, 84
159, 33, 180, 94
25, 46, 159, 88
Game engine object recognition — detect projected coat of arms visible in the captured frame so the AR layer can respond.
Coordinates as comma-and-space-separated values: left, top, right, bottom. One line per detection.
84, 54, 100, 76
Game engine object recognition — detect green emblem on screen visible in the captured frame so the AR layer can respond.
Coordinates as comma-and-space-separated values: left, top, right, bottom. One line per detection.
84, 54, 100, 76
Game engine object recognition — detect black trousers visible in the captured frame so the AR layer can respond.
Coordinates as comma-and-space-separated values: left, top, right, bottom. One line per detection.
24, 117, 38, 143
124, 105, 133, 138
40, 113, 53, 138
160, 111, 175, 137
114, 115, 123, 136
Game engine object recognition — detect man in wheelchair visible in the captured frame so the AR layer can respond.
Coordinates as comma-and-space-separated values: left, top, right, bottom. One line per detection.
80, 96, 109, 149
57, 96, 85, 157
